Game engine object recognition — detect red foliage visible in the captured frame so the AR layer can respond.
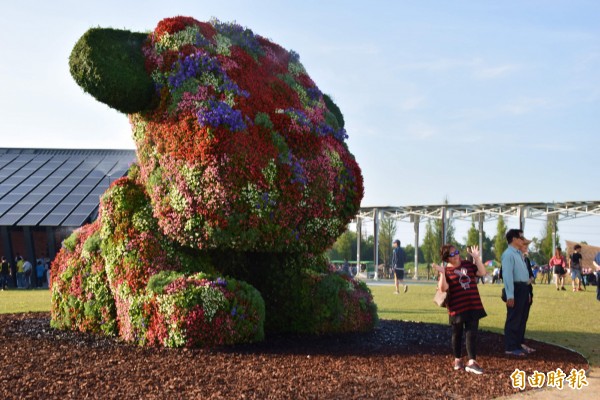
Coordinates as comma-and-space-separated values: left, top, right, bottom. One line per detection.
154, 16, 202, 40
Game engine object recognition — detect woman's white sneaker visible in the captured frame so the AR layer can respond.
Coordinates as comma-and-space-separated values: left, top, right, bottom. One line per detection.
465, 361, 483, 375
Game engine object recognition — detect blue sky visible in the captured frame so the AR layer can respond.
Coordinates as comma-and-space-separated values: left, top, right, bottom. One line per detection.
1, 0, 599, 245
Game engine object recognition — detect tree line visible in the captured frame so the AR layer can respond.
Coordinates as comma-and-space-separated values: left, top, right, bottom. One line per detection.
327, 215, 563, 268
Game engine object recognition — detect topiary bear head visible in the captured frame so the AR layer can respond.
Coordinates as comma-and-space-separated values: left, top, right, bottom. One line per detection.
70, 16, 363, 253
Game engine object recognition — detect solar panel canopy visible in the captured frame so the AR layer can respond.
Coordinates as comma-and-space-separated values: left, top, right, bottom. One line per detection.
0, 148, 136, 227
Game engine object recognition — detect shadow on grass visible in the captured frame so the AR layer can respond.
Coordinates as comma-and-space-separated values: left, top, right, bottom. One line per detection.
377, 308, 447, 315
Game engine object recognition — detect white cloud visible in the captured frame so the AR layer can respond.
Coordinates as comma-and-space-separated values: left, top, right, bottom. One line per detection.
398, 95, 427, 111
500, 97, 552, 115
395, 57, 474, 72
395, 56, 520, 80
405, 121, 437, 140
312, 43, 381, 57
473, 64, 519, 79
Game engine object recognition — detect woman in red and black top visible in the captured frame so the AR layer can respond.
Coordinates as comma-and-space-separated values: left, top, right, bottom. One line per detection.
549, 247, 567, 291
434, 244, 487, 374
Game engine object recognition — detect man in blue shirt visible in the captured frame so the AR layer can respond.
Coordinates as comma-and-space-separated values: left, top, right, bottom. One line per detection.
501, 229, 532, 356
593, 251, 600, 302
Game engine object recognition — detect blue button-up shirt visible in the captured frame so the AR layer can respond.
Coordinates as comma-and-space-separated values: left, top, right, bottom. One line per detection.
501, 245, 529, 299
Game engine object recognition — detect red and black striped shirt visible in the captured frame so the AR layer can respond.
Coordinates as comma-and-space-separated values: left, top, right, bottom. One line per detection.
445, 260, 485, 317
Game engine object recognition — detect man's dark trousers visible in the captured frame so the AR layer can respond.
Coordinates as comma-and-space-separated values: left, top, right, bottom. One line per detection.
504, 282, 529, 351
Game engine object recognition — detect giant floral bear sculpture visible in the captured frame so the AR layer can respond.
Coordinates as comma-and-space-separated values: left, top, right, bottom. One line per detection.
51, 16, 377, 347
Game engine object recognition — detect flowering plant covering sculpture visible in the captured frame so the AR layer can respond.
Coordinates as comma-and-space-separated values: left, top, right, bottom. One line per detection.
52, 17, 376, 346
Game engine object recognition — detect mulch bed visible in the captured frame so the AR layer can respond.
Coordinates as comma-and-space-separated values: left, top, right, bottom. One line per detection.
0, 312, 588, 399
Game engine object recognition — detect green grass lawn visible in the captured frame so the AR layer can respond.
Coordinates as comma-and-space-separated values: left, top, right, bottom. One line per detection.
0, 289, 51, 314
372, 281, 600, 366
1, 283, 598, 367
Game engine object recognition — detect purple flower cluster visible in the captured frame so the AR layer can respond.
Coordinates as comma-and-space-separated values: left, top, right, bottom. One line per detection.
198, 100, 247, 132
290, 159, 307, 186
194, 32, 211, 48
288, 50, 300, 64
306, 87, 322, 102
212, 19, 263, 57
285, 108, 348, 143
219, 79, 249, 98
279, 151, 307, 186
168, 51, 224, 90
333, 128, 349, 142
284, 108, 311, 127
215, 277, 227, 286
256, 192, 277, 210
316, 123, 348, 142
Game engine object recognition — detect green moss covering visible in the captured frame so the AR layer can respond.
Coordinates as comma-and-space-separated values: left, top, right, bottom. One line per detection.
323, 94, 345, 129
69, 28, 155, 114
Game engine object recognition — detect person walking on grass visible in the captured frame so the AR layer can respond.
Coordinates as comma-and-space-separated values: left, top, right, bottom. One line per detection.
502, 229, 532, 357
593, 251, 600, 302
392, 239, 407, 294
433, 244, 487, 374
569, 244, 584, 292
549, 247, 567, 291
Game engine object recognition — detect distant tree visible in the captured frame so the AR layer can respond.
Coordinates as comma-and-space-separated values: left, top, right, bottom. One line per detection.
378, 218, 397, 268
421, 220, 440, 264
482, 235, 494, 262
466, 222, 479, 247
438, 198, 458, 247
539, 217, 559, 262
421, 200, 463, 264
528, 237, 544, 265
327, 228, 375, 262
436, 217, 458, 246
360, 234, 374, 262
405, 244, 425, 263
465, 220, 494, 261
329, 229, 355, 261
494, 216, 507, 263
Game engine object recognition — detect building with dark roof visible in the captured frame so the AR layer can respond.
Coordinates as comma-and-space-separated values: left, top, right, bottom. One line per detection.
0, 148, 136, 278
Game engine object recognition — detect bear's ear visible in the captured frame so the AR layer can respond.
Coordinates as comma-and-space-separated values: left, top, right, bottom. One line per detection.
69, 27, 155, 114
322, 94, 345, 130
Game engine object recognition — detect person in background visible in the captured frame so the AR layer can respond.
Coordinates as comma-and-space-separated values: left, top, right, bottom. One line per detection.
568, 244, 584, 292
492, 266, 500, 284
9, 257, 16, 288
542, 265, 552, 285
502, 229, 532, 357
45, 256, 51, 287
531, 263, 539, 284
1, 256, 10, 290
16, 255, 24, 288
593, 251, 600, 302
22, 258, 33, 289
549, 247, 567, 291
581, 267, 592, 287
36, 260, 46, 288
392, 239, 408, 294
433, 244, 487, 374
341, 259, 352, 278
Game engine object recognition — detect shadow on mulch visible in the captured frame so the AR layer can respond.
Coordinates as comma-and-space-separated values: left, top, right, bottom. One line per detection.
0, 313, 589, 400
